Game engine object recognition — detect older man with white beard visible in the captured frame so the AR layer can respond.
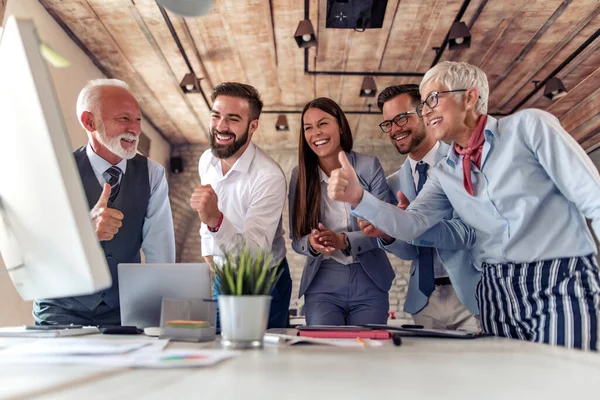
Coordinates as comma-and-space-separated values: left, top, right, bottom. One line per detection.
33, 79, 175, 326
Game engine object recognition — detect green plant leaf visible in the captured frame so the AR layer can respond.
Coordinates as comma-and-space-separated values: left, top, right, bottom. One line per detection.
215, 245, 279, 296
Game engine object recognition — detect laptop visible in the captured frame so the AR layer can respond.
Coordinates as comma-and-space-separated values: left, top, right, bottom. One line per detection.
118, 263, 211, 328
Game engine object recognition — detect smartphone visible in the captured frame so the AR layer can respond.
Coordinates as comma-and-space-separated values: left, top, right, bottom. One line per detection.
400, 324, 424, 329
25, 324, 83, 330
99, 326, 143, 335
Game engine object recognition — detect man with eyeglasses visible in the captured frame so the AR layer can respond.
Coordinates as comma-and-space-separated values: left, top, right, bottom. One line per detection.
328, 61, 600, 351
358, 84, 480, 331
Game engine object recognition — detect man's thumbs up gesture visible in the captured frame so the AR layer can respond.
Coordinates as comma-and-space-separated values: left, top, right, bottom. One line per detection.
327, 151, 364, 207
90, 183, 124, 241
396, 190, 410, 210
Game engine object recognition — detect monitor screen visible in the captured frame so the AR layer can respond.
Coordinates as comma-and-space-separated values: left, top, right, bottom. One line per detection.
0, 16, 111, 300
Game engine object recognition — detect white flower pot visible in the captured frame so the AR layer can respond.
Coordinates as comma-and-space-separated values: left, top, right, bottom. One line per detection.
218, 295, 271, 349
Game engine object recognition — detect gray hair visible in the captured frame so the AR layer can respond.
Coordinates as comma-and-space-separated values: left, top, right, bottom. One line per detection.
76, 79, 130, 129
420, 61, 489, 115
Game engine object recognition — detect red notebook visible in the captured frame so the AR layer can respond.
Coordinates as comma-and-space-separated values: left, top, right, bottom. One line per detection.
297, 328, 391, 340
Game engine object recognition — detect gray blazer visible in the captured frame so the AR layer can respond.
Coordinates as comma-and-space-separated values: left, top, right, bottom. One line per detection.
384, 141, 480, 315
289, 151, 395, 297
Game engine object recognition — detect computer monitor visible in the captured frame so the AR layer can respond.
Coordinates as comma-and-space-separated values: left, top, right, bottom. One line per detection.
0, 16, 112, 300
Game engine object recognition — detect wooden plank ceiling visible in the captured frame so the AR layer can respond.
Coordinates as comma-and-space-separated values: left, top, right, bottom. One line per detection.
38, 0, 600, 150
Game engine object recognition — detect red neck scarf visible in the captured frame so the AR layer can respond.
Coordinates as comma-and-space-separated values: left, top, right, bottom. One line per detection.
453, 115, 488, 196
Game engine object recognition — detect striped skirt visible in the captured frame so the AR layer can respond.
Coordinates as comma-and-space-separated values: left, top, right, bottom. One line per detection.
477, 255, 600, 351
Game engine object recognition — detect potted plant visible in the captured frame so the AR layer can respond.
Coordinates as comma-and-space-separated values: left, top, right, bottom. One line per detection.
214, 246, 282, 349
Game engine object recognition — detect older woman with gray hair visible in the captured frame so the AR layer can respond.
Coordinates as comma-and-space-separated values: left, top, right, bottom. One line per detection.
327, 61, 600, 351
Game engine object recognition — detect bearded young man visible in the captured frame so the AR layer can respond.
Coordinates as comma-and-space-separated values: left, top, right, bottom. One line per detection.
358, 84, 480, 331
189, 82, 292, 329
34, 79, 176, 326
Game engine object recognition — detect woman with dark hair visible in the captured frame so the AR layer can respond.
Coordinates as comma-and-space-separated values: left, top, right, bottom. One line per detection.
288, 97, 395, 325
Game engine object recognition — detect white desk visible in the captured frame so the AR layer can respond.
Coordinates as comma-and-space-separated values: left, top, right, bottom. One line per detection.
0, 334, 599, 400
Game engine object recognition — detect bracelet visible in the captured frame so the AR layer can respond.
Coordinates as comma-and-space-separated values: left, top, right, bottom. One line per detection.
207, 213, 224, 233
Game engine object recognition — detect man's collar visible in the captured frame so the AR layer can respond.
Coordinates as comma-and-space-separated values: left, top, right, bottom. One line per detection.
209, 141, 256, 175
86, 144, 127, 174
408, 141, 440, 174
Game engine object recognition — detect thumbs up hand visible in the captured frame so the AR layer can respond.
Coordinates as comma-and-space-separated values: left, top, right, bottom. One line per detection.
396, 190, 410, 210
327, 151, 364, 207
90, 183, 124, 241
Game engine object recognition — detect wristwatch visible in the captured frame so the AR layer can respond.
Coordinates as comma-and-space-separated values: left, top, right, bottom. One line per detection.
341, 233, 352, 256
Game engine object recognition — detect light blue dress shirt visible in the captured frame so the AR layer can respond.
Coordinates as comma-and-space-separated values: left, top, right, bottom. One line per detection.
352, 109, 600, 266
85, 145, 176, 263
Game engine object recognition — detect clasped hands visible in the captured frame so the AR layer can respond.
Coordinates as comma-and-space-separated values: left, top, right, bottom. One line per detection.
308, 223, 347, 256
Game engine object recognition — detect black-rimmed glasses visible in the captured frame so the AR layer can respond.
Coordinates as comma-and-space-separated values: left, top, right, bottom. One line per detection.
379, 110, 419, 133
416, 90, 468, 117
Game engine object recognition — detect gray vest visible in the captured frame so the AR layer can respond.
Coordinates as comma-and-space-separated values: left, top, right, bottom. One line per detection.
40, 147, 150, 311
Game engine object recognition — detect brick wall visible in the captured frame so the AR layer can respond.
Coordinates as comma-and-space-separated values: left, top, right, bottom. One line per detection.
168, 138, 413, 321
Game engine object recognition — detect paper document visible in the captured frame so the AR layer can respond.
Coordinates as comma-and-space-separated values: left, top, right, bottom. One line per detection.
0, 338, 160, 356
0, 347, 235, 369
0, 339, 234, 368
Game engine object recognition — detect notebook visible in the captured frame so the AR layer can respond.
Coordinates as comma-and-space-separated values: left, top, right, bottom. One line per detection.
361, 324, 484, 339
296, 325, 391, 339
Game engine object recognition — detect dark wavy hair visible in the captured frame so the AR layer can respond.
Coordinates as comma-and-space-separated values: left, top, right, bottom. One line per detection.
376, 84, 421, 111
291, 97, 353, 240
210, 82, 263, 120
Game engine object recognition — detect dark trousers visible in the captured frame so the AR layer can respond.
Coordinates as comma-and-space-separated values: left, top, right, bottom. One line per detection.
213, 258, 292, 330
477, 254, 600, 350
304, 260, 389, 326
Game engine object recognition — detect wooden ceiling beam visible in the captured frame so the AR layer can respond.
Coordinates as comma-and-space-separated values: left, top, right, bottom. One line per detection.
217, 0, 281, 104
547, 62, 600, 123
491, 4, 600, 112
39, 0, 186, 144
487, 0, 572, 93
85, 0, 205, 144
127, 0, 209, 143
579, 126, 600, 151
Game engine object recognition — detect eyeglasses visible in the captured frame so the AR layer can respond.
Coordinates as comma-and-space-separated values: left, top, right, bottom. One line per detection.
379, 110, 419, 133
415, 90, 468, 117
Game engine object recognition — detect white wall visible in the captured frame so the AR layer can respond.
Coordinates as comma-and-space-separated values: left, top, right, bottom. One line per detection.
0, 0, 172, 326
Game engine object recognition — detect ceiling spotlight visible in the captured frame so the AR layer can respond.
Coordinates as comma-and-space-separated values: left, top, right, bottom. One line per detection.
294, 20, 317, 48
275, 115, 289, 131
543, 77, 568, 100
360, 76, 377, 97
448, 22, 471, 50
180, 73, 202, 93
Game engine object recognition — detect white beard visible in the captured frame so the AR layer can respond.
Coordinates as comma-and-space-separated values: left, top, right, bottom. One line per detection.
95, 119, 138, 160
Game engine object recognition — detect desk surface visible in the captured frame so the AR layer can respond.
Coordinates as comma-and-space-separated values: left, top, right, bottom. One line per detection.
0, 334, 599, 400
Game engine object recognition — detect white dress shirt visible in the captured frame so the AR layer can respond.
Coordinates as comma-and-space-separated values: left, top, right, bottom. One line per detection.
198, 142, 287, 268
85, 144, 176, 263
318, 167, 357, 265
407, 141, 447, 278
